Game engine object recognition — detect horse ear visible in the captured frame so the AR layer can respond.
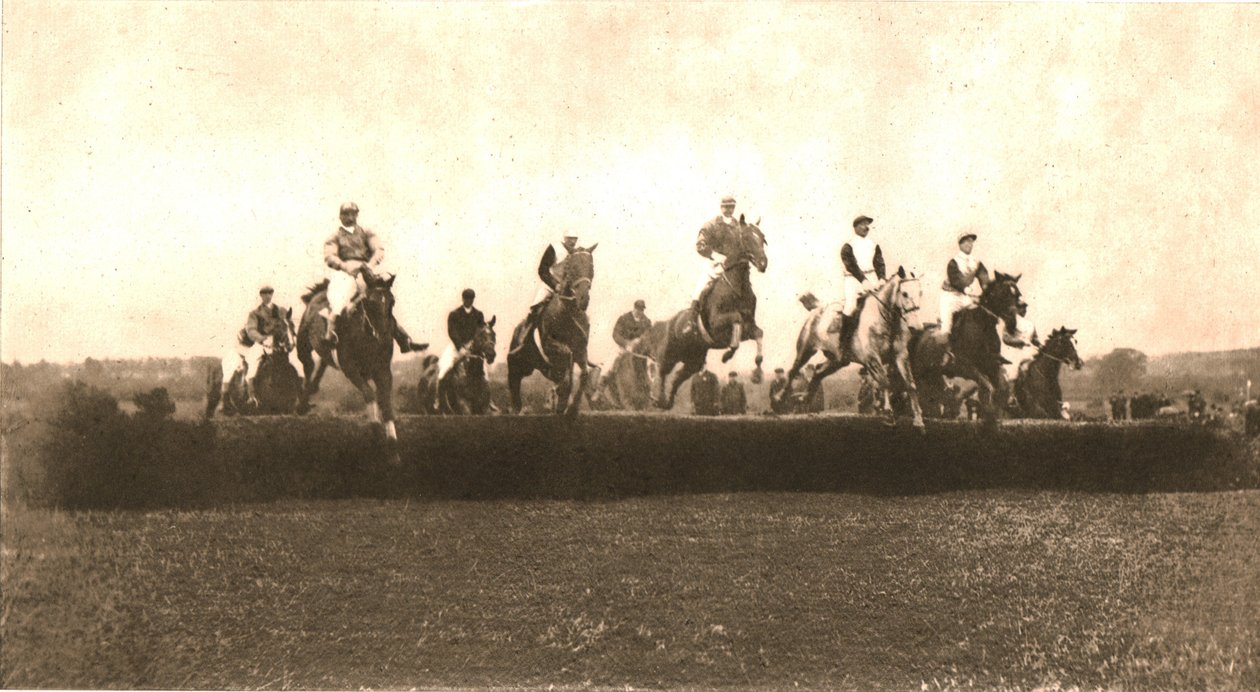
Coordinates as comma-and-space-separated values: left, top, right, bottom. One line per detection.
739, 213, 746, 225
385, 274, 397, 288
1011, 273, 1022, 283
755, 216, 761, 226
587, 242, 598, 253
286, 307, 293, 319
1068, 328, 1077, 335
897, 265, 906, 279
489, 315, 497, 327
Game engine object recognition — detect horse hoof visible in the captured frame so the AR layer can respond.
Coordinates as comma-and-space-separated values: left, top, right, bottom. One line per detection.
721, 349, 736, 363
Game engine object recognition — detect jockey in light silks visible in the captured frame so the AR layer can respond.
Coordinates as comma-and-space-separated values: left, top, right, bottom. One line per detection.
527, 230, 579, 326
321, 201, 424, 353
1000, 301, 1040, 384
939, 231, 990, 336
691, 195, 739, 313
837, 214, 887, 361
221, 284, 287, 407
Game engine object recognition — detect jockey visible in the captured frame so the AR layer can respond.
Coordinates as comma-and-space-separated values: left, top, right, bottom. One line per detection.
612, 299, 652, 352
437, 288, 486, 381
1001, 301, 1040, 383
221, 284, 287, 407
528, 230, 579, 325
321, 202, 425, 352
692, 195, 739, 312
939, 231, 990, 336
837, 215, 887, 358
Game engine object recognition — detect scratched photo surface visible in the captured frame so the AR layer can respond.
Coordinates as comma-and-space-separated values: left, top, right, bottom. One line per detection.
2, 3, 1258, 690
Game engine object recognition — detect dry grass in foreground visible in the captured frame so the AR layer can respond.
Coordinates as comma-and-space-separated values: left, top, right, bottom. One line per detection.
3, 491, 1258, 689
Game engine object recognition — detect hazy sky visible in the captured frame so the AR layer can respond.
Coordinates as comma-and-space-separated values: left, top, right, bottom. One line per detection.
3, 2, 1258, 370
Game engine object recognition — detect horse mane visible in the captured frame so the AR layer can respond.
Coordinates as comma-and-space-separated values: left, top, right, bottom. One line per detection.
301, 279, 330, 304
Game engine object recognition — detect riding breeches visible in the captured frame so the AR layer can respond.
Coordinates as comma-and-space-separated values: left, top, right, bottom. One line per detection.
326, 270, 360, 317
939, 291, 976, 335
531, 283, 554, 308
842, 276, 869, 316
222, 343, 265, 383
437, 343, 459, 380
694, 258, 725, 300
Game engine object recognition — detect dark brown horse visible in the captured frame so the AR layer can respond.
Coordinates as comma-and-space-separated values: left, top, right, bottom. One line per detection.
912, 272, 1025, 426
297, 273, 402, 457
507, 245, 597, 415
777, 269, 926, 429
205, 308, 301, 417
1013, 327, 1082, 418
437, 316, 497, 415
634, 219, 767, 410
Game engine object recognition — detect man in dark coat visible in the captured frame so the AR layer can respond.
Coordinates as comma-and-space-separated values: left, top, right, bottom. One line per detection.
691, 368, 720, 416
438, 288, 486, 381
613, 299, 652, 351
721, 371, 748, 415
769, 367, 791, 414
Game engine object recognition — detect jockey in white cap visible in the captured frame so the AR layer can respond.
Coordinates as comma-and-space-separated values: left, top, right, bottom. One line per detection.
692, 196, 739, 311
528, 230, 579, 323
321, 202, 425, 352
939, 231, 990, 336
837, 215, 887, 359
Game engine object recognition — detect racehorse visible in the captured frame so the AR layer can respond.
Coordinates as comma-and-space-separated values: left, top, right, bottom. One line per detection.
634, 218, 768, 410
777, 268, 926, 430
205, 308, 301, 417
1012, 327, 1082, 419
911, 271, 1025, 426
507, 245, 598, 415
297, 273, 402, 455
600, 350, 654, 411
437, 316, 498, 415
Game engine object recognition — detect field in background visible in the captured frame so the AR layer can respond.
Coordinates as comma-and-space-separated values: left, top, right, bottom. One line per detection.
4, 491, 1257, 689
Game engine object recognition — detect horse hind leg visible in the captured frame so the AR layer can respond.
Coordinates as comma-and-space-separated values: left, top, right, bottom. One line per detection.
205, 367, 223, 418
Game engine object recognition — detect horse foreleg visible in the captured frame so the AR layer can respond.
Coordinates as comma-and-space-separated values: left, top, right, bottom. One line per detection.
654, 359, 677, 409
894, 352, 926, 432
508, 352, 532, 414
721, 322, 742, 363
780, 345, 817, 407
807, 356, 843, 402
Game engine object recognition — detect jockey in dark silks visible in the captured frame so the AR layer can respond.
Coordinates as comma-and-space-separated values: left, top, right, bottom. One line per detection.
527, 230, 579, 327
692, 196, 741, 313
220, 284, 287, 407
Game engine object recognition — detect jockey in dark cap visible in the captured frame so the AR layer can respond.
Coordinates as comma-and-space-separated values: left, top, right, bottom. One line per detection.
527, 230, 579, 327
220, 284, 287, 408
438, 288, 487, 381
692, 195, 740, 312
836, 214, 886, 360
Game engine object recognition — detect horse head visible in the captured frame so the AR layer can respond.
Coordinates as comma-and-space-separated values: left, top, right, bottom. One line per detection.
1045, 327, 1083, 370
473, 315, 498, 365
360, 272, 397, 339
892, 266, 924, 330
274, 307, 297, 353
980, 271, 1023, 331
736, 215, 768, 273
559, 245, 596, 311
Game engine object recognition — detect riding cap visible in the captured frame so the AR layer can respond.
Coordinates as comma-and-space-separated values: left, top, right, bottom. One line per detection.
563, 230, 579, 240
462, 288, 476, 300
774, 368, 785, 374
721, 196, 737, 206
853, 215, 874, 228
634, 299, 646, 310
259, 284, 275, 294
339, 202, 359, 213
729, 371, 739, 378
958, 231, 978, 244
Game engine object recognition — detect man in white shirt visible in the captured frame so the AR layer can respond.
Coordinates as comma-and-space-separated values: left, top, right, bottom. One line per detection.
837, 215, 887, 359
939, 231, 990, 336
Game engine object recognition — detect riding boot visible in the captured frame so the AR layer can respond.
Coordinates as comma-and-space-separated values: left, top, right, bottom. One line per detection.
321, 309, 338, 344
838, 314, 858, 362
394, 325, 427, 354
245, 378, 259, 408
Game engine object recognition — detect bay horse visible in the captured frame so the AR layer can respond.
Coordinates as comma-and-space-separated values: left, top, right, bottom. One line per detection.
1013, 327, 1082, 418
911, 272, 1025, 426
297, 273, 402, 457
507, 245, 597, 415
438, 316, 498, 415
205, 308, 301, 417
777, 268, 926, 430
633, 218, 768, 410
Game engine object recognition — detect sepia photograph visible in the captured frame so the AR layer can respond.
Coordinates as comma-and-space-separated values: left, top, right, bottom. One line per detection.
2, 1, 1258, 688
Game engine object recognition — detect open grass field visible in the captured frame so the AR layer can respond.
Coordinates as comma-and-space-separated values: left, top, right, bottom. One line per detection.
4, 490, 1258, 689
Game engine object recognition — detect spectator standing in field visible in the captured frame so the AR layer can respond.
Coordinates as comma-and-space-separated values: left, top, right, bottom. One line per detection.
721, 371, 748, 415
690, 368, 720, 416
768, 368, 791, 414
